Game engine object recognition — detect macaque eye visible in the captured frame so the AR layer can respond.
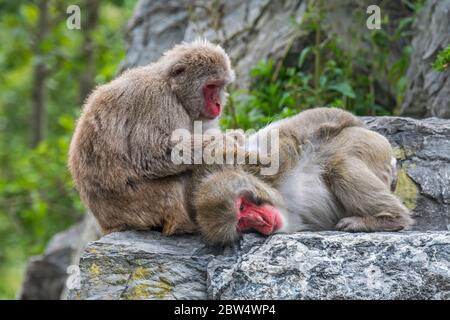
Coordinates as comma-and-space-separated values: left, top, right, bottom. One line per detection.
206, 84, 217, 89
253, 197, 263, 206
239, 203, 245, 211
171, 64, 186, 76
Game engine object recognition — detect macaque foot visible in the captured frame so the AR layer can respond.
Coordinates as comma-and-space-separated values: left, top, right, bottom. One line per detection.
102, 225, 128, 235
335, 215, 406, 232
162, 218, 197, 236
335, 216, 370, 232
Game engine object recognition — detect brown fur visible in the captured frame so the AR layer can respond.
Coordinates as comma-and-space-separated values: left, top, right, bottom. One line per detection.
192, 108, 413, 243
322, 126, 413, 231
68, 39, 235, 235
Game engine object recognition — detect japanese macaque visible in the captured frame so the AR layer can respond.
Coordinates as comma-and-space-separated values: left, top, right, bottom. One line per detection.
68, 39, 235, 235
193, 108, 413, 244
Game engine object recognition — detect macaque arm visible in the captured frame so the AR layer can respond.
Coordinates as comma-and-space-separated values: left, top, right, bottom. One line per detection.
135, 131, 233, 179
126, 131, 188, 179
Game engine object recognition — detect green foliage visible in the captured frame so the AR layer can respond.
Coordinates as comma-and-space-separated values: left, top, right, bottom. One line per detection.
1, 114, 83, 250
432, 45, 450, 72
221, 0, 419, 130
0, 0, 135, 298
0, 114, 84, 298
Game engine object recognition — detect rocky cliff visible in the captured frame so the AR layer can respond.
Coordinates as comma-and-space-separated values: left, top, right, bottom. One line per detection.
122, 0, 416, 93
400, 0, 450, 118
123, 0, 449, 116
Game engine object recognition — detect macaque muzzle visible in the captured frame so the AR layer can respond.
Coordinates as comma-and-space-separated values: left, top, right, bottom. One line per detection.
203, 83, 222, 118
235, 196, 283, 235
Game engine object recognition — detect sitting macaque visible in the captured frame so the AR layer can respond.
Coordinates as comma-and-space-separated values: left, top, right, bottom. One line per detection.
69, 39, 236, 235
192, 108, 413, 244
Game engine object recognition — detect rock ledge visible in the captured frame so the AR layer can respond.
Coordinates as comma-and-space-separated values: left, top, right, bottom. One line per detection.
68, 230, 450, 300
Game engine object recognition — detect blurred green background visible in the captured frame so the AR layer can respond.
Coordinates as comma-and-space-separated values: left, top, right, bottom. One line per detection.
0, 0, 135, 298
0, 0, 439, 299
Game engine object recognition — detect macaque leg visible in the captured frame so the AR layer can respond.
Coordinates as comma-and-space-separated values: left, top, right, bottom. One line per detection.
100, 207, 196, 236
162, 209, 197, 235
326, 156, 413, 232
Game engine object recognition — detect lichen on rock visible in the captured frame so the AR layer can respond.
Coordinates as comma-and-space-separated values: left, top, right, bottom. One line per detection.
395, 168, 418, 210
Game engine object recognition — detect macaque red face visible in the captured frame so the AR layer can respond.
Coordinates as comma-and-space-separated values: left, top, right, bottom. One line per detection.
235, 196, 283, 235
202, 82, 225, 119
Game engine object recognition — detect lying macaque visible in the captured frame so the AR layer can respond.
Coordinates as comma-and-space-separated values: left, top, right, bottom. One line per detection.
190, 108, 413, 244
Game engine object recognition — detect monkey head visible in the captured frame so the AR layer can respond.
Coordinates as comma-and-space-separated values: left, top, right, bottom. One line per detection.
161, 39, 235, 120
194, 169, 285, 245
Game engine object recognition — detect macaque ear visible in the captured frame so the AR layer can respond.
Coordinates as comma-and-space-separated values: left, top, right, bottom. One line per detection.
170, 63, 186, 77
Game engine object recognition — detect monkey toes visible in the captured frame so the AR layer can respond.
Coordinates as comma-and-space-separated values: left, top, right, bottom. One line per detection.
336, 215, 406, 232
335, 216, 370, 232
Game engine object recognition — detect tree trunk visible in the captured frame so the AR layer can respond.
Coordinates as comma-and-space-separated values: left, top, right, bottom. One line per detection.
79, 0, 101, 103
31, 0, 49, 148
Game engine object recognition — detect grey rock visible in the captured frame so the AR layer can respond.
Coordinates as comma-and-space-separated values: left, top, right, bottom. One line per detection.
68, 230, 450, 300
122, 0, 190, 71
182, 0, 307, 87
401, 0, 450, 118
67, 231, 219, 300
210, 232, 450, 300
121, 0, 307, 87
363, 117, 450, 230
18, 213, 100, 300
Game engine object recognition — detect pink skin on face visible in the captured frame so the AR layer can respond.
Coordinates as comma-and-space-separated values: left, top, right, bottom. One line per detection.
202, 83, 222, 119
235, 196, 283, 235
